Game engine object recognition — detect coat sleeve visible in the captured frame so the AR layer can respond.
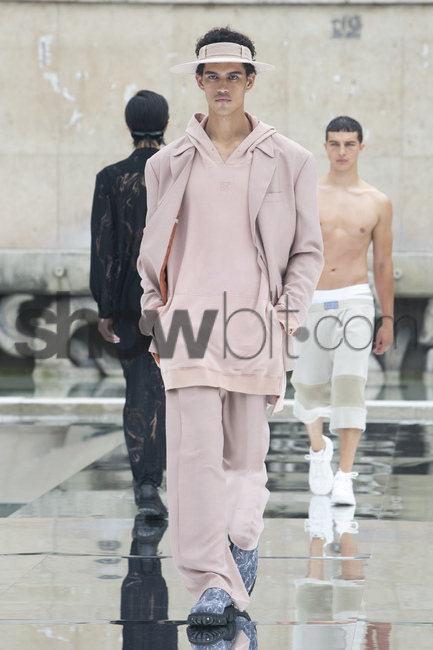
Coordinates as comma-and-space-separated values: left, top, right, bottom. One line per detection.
276, 153, 324, 326
89, 170, 117, 319
137, 158, 165, 335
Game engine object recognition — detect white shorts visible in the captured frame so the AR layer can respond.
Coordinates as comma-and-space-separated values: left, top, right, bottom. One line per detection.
291, 298, 375, 434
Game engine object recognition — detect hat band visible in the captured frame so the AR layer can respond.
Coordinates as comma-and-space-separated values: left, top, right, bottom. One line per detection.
131, 130, 164, 138
198, 42, 253, 62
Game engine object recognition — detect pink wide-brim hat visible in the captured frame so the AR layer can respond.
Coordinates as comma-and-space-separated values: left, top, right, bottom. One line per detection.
169, 42, 274, 75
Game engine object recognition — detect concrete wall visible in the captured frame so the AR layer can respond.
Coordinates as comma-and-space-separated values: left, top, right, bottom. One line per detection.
1, 0, 433, 294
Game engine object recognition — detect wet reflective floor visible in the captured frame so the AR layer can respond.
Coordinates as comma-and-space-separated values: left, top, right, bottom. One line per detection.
1, 419, 433, 648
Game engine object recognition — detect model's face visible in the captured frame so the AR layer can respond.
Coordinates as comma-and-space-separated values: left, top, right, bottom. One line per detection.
324, 131, 365, 171
195, 62, 255, 116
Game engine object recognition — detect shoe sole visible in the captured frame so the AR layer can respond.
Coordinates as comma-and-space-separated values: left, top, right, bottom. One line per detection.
187, 621, 237, 644
331, 497, 356, 506
310, 486, 334, 496
136, 503, 168, 519
309, 470, 334, 496
187, 605, 238, 627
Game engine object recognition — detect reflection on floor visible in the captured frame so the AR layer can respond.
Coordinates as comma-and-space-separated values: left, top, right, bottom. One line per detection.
1, 420, 433, 648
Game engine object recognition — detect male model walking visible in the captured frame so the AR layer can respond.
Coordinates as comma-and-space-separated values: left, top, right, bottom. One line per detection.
291, 116, 394, 506
137, 27, 323, 625
90, 90, 169, 519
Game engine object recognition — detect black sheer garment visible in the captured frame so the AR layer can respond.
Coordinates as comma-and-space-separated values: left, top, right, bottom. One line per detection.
90, 147, 166, 488
90, 146, 159, 339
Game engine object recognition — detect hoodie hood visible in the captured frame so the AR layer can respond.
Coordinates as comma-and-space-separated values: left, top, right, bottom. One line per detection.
185, 112, 276, 163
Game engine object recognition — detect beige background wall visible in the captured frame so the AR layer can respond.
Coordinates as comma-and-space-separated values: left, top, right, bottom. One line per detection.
1, 1, 432, 264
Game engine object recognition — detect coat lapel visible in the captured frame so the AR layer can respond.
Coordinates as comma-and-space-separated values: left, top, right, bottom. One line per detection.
152, 145, 195, 223
248, 139, 279, 285
248, 141, 279, 240
170, 140, 195, 179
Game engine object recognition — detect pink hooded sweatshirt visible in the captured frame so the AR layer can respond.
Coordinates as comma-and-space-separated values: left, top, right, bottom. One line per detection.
154, 113, 284, 400
137, 112, 324, 411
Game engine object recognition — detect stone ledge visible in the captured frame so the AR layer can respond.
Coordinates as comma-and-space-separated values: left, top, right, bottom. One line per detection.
368, 252, 433, 299
2, 250, 432, 297
0, 397, 125, 425
1, 397, 432, 424
0, 250, 91, 295
4, 0, 433, 5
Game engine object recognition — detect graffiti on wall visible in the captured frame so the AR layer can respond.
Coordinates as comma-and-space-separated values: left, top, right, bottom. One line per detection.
332, 16, 362, 39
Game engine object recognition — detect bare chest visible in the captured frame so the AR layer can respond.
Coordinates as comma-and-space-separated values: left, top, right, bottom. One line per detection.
319, 193, 378, 242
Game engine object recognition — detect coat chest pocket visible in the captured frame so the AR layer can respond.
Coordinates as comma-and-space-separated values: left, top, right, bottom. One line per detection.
262, 192, 282, 203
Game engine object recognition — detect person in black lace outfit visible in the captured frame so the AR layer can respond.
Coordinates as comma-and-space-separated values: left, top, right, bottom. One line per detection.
90, 90, 169, 518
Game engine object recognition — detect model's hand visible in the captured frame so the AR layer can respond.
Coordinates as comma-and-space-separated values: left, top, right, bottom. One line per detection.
276, 311, 300, 337
288, 313, 300, 337
152, 353, 161, 366
98, 317, 120, 344
373, 321, 393, 355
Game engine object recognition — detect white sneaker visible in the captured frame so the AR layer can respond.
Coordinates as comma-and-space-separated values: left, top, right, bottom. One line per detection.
305, 436, 334, 495
331, 469, 358, 506
304, 495, 334, 547
331, 504, 359, 537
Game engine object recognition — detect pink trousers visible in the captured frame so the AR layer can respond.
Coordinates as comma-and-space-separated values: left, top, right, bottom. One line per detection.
165, 386, 270, 611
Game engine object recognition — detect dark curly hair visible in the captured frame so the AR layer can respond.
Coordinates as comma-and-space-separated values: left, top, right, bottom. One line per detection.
326, 116, 363, 144
195, 26, 256, 77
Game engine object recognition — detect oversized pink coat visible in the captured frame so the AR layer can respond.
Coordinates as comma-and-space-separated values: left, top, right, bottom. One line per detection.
137, 115, 324, 373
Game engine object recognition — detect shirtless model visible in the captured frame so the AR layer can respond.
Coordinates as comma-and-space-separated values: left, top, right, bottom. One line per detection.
291, 115, 394, 506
